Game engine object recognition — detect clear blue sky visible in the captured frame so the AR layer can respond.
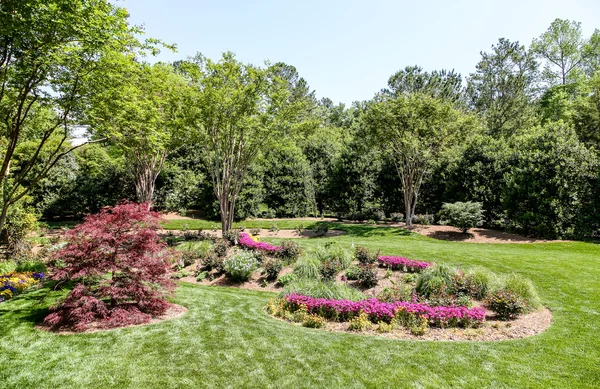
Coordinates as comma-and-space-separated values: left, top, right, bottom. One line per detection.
120, 0, 600, 105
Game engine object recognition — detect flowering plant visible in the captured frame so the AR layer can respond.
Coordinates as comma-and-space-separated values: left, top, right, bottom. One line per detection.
238, 232, 282, 252
223, 249, 259, 281
284, 293, 485, 327
378, 256, 433, 272
0, 271, 44, 302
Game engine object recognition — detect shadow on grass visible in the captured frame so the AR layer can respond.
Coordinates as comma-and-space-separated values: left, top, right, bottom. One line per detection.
0, 288, 54, 332
426, 230, 474, 242
337, 224, 414, 238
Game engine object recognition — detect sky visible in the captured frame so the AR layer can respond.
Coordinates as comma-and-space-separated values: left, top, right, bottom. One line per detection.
120, 0, 600, 105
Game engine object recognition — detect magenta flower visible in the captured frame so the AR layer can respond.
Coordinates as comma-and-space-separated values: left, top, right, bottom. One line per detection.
377, 256, 433, 272
238, 233, 282, 252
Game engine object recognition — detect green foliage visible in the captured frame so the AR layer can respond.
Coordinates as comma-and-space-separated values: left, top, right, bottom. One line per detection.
456, 268, 497, 300
282, 278, 366, 301
357, 264, 378, 288
313, 242, 353, 269
319, 259, 340, 281
262, 257, 283, 280
212, 240, 231, 258
278, 240, 302, 264
354, 245, 378, 265
498, 274, 542, 310
377, 284, 413, 303
438, 201, 485, 233
223, 250, 259, 282
348, 311, 372, 331
293, 255, 321, 279
312, 223, 329, 237
276, 273, 298, 286
302, 313, 326, 328
416, 264, 458, 297
344, 266, 362, 280
485, 289, 528, 320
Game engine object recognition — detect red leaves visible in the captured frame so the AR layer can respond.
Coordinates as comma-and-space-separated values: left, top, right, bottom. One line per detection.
43, 202, 176, 331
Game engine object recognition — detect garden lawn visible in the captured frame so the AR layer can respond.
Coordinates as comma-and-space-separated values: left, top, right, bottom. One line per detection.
2, 226, 600, 388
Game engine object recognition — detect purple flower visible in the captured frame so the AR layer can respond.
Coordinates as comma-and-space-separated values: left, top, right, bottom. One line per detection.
238, 233, 282, 252
377, 256, 433, 271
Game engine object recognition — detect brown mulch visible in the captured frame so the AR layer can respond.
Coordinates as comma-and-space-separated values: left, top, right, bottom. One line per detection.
37, 303, 188, 335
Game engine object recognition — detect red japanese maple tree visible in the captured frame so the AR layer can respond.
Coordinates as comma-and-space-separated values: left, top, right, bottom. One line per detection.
43, 202, 176, 331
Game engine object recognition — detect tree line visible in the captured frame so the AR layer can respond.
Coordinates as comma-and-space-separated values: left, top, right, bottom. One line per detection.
1, 1, 599, 244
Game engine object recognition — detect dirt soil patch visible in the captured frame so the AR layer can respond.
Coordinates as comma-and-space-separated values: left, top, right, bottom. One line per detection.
159, 229, 346, 239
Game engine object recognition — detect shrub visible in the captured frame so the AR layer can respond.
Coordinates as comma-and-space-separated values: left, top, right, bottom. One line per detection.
358, 264, 378, 288
269, 224, 279, 234
200, 253, 224, 272
355, 246, 377, 265
314, 243, 353, 269
416, 264, 458, 297
345, 266, 362, 280
372, 210, 386, 222
223, 249, 259, 282
42, 202, 175, 332
438, 201, 485, 233
262, 257, 283, 280
15, 259, 47, 273
410, 316, 428, 335
195, 271, 208, 282
282, 279, 366, 301
485, 289, 527, 320
348, 311, 372, 331
223, 229, 241, 244
212, 239, 231, 258
294, 255, 321, 279
249, 228, 261, 236
413, 214, 434, 225
404, 273, 418, 283
390, 212, 404, 223
499, 273, 541, 310
377, 321, 393, 333
278, 240, 302, 264
312, 223, 329, 237
455, 268, 496, 299
302, 313, 326, 328
320, 259, 341, 281
377, 285, 413, 303
180, 251, 201, 267
277, 273, 298, 286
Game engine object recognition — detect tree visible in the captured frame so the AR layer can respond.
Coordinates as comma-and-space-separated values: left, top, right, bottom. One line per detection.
363, 94, 477, 226
383, 65, 464, 104
573, 72, 600, 149
185, 53, 295, 232
42, 202, 176, 332
87, 62, 189, 206
531, 19, 598, 86
467, 38, 539, 136
0, 0, 138, 236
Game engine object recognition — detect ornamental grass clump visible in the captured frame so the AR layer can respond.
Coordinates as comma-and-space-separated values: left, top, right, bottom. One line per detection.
223, 249, 259, 282
415, 264, 459, 297
294, 255, 321, 279
42, 202, 176, 332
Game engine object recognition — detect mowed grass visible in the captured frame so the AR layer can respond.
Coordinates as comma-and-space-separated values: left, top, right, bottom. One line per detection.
2, 226, 600, 388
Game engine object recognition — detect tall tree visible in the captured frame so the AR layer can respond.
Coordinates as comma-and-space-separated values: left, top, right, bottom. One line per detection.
467, 38, 539, 136
185, 53, 295, 232
531, 19, 598, 86
363, 94, 477, 226
87, 62, 189, 206
383, 66, 464, 104
0, 0, 138, 235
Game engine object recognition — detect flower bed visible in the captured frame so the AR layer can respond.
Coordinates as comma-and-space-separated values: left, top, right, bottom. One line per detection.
0, 272, 45, 302
238, 233, 282, 253
378, 255, 433, 272
284, 293, 485, 327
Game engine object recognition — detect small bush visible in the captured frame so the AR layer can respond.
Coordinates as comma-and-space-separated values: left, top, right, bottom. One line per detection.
195, 270, 208, 282
278, 240, 302, 264
223, 249, 259, 282
277, 273, 298, 286
416, 264, 458, 297
320, 259, 341, 281
410, 316, 428, 335
212, 239, 231, 258
269, 224, 279, 234
177, 240, 214, 258
358, 264, 378, 288
413, 214, 434, 225
377, 285, 413, 303
345, 266, 362, 280
372, 210, 386, 222
377, 321, 394, 333
262, 257, 283, 280
500, 273, 542, 310
390, 212, 404, 223
403, 273, 418, 283
456, 294, 474, 308
294, 255, 321, 279
348, 311, 371, 331
200, 253, 224, 272
14, 260, 47, 273
438, 201, 484, 233
302, 313, 326, 328
355, 246, 377, 265
249, 228, 261, 236
223, 230, 241, 244
180, 251, 200, 267
313, 224, 329, 237
485, 289, 527, 320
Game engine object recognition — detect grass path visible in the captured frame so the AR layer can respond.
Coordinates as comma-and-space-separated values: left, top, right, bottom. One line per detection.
2, 227, 600, 388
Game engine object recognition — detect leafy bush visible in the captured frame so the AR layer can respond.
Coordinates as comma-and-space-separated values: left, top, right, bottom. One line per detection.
223, 249, 259, 282
485, 289, 527, 320
345, 266, 362, 280
195, 271, 208, 282
355, 245, 377, 265
269, 224, 279, 233
177, 240, 214, 259
294, 255, 321, 279
377, 284, 414, 303
223, 229, 241, 244
390, 212, 404, 223
282, 278, 366, 301
0, 261, 17, 274
180, 251, 200, 267
200, 253, 224, 272
249, 228, 261, 236
319, 259, 341, 281
14, 260, 47, 273
455, 268, 496, 299
302, 313, 326, 328
212, 239, 231, 258
416, 264, 458, 297
438, 201, 485, 233
348, 311, 372, 331
372, 210, 386, 222
358, 264, 378, 288
42, 203, 175, 332
403, 273, 418, 283
3, 201, 39, 256
313, 223, 329, 237
314, 242, 353, 269
262, 257, 283, 280
277, 273, 298, 286
278, 240, 302, 264
413, 214, 434, 225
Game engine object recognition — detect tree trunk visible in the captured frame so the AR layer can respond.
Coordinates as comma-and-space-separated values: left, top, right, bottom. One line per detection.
0, 201, 10, 243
